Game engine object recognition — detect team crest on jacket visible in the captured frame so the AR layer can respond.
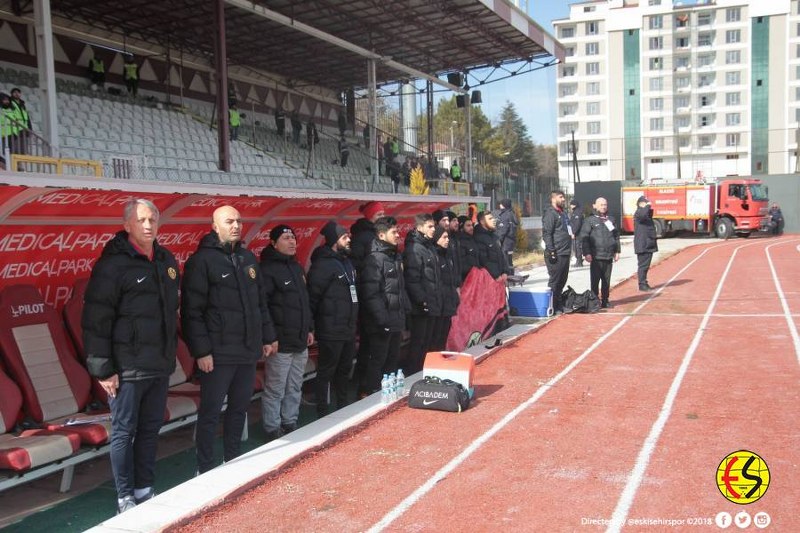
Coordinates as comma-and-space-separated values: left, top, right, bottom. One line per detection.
168, 267, 177, 280
248, 266, 256, 279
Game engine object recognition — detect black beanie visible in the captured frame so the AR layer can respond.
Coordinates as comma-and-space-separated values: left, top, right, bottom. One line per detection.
457, 215, 469, 229
500, 198, 512, 209
637, 195, 649, 204
432, 226, 447, 245
320, 220, 347, 246
432, 209, 447, 224
269, 224, 294, 243
445, 210, 457, 221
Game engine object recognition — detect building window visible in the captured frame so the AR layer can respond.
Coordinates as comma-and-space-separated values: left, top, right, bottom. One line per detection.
587, 141, 601, 154
679, 136, 691, 148
586, 62, 600, 75
649, 37, 663, 50
650, 118, 664, 131
586, 42, 599, 55
676, 116, 690, 128
561, 27, 575, 39
560, 84, 577, 97
586, 21, 598, 35
565, 47, 575, 57
584, 6, 596, 12
649, 15, 663, 30
726, 92, 741, 106
698, 12, 712, 26
589, 161, 602, 167
796, 108, 800, 122
726, 8, 741, 23
649, 77, 664, 91
561, 104, 578, 116
562, 66, 576, 77
675, 56, 690, 69
726, 71, 741, 85
726, 30, 741, 44
698, 74, 714, 88
699, 115, 712, 127
726, 113, 741, 126
676, 14, 689, 28
676, 37, 689, 48
587, 121, 601, 135
586, 101, 600, 115
649, 57, 663, 70
796, 87, 800, 100
650, 98, 663, 111
726, 133, 741, 147
726, 50, 741, 64
650, 138, 664, 151
559, 122, 578, 136
700, 95, 710, 107
586, 82, 600, 95
699, 135, 714, 148
698, 33, 713, 47
676, 76, 690, 89
560, 142, 571, 156
675, 95, 689, 109
699, 54, 715, 68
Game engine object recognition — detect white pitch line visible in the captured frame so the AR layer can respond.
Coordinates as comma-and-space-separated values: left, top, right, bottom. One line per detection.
367, 241, 737, 533
766, 240, 800, 366
606, 240, 761, 533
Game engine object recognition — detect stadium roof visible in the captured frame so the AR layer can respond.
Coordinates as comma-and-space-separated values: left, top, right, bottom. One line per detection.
49, 0, 564, 91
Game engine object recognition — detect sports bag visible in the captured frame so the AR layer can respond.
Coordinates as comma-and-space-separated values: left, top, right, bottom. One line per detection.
561, 285, 601, 314
408, 376, 471, 412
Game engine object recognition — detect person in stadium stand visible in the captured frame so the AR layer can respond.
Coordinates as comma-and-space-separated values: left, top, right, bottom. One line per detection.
494, 198, 519, 272
88, 54, 105, 88
181, 206, 276, 474
456, 215, 479, 281
339, 136, 350, 167
0, 92, 22, 154
307, 221, 358, 416
542, 191, 572, 313
291, 111, 302, 144
338, 111, 347, 136
10, 88, 31, 153
431, 226, 460, 351
450, 159, 462, 182
362, 123, 370, 149
275, 106, 286, 137
357, 216, 408, 395
403, 213, 442, 374
383, 136, 393, 175
473, 210, 509, 281
569, 199, 584, 267
579, 197, 620, 309
259, 224, 314, 440
349, 201, 385, 273
123, 56, 139, 97
633, 195, 657, 292
306, 119, 319, 150
82, 199, 180, 514
229, 103, 241, 141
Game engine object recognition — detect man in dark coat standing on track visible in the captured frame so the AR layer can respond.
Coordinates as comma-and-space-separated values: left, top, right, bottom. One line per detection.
634, 196, 658, 291
307, 221, 358, 416
181, 205, 276, 474
542, 191, 572, 312
580, 197, 620, 308
83, 199, 179, 514
473, 211, 509, 280
569, 199, 584, 267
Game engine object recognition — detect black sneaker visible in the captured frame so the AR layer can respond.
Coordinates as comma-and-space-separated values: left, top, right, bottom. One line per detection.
639, 284, 653, 292
117, 495, 137, 514
281, 423, 297, 434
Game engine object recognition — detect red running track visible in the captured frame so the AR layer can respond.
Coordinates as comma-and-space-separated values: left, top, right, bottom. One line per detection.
174, 237, 800, 533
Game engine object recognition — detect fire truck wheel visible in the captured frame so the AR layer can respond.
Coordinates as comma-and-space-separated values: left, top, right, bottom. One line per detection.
653, 219, 666, 239
714, 218, 733, 239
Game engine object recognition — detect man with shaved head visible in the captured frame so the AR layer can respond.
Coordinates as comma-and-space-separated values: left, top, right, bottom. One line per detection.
182, 205, 276, 474
579, 197, 620, 308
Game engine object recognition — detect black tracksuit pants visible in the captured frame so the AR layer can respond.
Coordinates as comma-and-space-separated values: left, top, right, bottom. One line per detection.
314, 339, 355, 415
429, 316, 452, 352
637, 252, 653, 286
590, 259, 613, 302
547, 254, 571, 311
405, 314, 435, 375
360, 331, 401, 395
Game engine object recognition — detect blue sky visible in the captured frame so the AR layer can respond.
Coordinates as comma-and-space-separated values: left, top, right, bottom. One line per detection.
476, 1, 572, 146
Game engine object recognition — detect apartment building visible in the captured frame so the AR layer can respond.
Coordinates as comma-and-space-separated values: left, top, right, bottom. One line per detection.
554, 0, 797, 191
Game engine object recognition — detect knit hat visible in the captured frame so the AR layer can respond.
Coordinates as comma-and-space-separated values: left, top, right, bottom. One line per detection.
359, 201, 385, 221
445, 210, 457, 221
637, 195, 649, 204
457, 215, 469, 229
570, 199, 580, 208
432, 209, 447, 224
432, 226, 447, 245
320, 220, 348, 246
500, 198, 512, 209
269, 224, 294, 242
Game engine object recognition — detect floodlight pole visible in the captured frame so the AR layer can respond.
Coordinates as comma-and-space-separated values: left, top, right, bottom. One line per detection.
465, 93, 473, 183
34, 0, 59, 155
214, 0, 231, 172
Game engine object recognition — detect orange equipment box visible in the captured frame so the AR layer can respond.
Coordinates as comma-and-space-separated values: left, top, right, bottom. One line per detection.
422, 351, 475, 398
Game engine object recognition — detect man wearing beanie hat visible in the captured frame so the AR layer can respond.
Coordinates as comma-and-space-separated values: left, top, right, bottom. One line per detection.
432, 209, 449, 229
633, 195, 658, 291
260, 224, 314, 441
350, 201, 385, 272
495, 198, 519, 271
569, 199, 585, 267
307, 221, 358, 416
456, 215, 479, 281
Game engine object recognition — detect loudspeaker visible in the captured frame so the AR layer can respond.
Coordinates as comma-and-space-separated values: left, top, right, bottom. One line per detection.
471, 90, 482, 104
456, 95, 466, 108
447, 73, 464, 87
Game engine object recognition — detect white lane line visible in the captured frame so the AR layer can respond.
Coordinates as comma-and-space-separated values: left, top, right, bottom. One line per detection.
606, 240, 761, 533
766, 240, 800, 366
604, 312, 800, 318
368, 242, 735, 533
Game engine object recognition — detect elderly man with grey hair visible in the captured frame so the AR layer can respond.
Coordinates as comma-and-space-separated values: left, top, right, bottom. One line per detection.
83, 198, 180, 514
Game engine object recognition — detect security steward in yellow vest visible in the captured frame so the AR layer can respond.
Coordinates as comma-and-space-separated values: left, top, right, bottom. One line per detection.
89, 56, 105, 86
229, 106, 241, 141
123, 57, 139, 97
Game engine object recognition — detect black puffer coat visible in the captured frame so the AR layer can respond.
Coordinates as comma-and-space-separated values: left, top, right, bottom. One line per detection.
83, 231, 179, 381
542, 205, 572, 256
349, 217, 376, 272
634, 206, 659, 254
495, 206, 519, 254
403, 230, 442, 316
447, 230, 463, 287
457, 231, 479, 280
181, 232, 275, 364
473, 224, 508, 279
358, 239, 408, 333
260, 245, 313, 353
580, 213, 621, 260
307, 245, 358, 341
436, 245, 460, 317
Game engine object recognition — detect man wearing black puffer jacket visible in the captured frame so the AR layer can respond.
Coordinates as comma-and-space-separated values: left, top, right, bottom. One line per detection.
634, 195, 658, 292
84, 199, 179, 514
358, 216, 408, 395
542, 190, 572, 313
431, 227, 460, 351
457, 215, 479, 281
579, 197, 620, 308
403, 213, 442, 375
260, 224, 314, 441
307, 221, 358, 416
473, 211, 509, 280
182, 206, 276, 474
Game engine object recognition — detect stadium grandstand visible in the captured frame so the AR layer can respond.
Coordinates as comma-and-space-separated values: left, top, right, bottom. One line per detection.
0, 0, 562, 529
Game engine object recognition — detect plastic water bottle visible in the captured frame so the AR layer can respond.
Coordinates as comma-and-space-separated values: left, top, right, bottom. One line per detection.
387, 372, 396, 401
380, 374, 390, 405
396, 369, 405, 397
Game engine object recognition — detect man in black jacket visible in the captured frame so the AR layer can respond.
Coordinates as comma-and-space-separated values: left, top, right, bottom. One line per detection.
473, 211, 509, 280
457, 215, 479, 281
431, 227, 460, 351
350, 201, 385, 273
495, 199, 518, 271
403, 213, 441, 374
580, 197, 620, 308
542, 191, 572, 312
634, 196, 658, 291
182, 206, 276, 474
83, 199, 179, 513
357, 216, 408, 395
260, 225, 314, 440
307, 221, 357, 416
569, 200, 584, 267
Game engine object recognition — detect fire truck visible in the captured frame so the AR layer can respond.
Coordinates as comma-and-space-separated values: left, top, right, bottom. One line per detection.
619, 178, 770, 238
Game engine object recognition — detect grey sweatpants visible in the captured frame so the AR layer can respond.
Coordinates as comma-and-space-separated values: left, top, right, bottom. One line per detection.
261, 349, 308, 432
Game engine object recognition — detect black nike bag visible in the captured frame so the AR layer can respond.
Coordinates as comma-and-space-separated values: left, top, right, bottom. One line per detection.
561, 285, 601, 314
408, 376, 471, 412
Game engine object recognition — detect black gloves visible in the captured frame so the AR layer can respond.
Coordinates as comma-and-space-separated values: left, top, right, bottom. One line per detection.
547, 249, 558, 264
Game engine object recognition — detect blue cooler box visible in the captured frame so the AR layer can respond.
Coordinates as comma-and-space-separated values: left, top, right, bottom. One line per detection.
508, 287, 553, 317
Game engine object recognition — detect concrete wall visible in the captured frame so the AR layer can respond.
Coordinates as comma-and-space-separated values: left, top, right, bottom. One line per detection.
758, 174, 800, 232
